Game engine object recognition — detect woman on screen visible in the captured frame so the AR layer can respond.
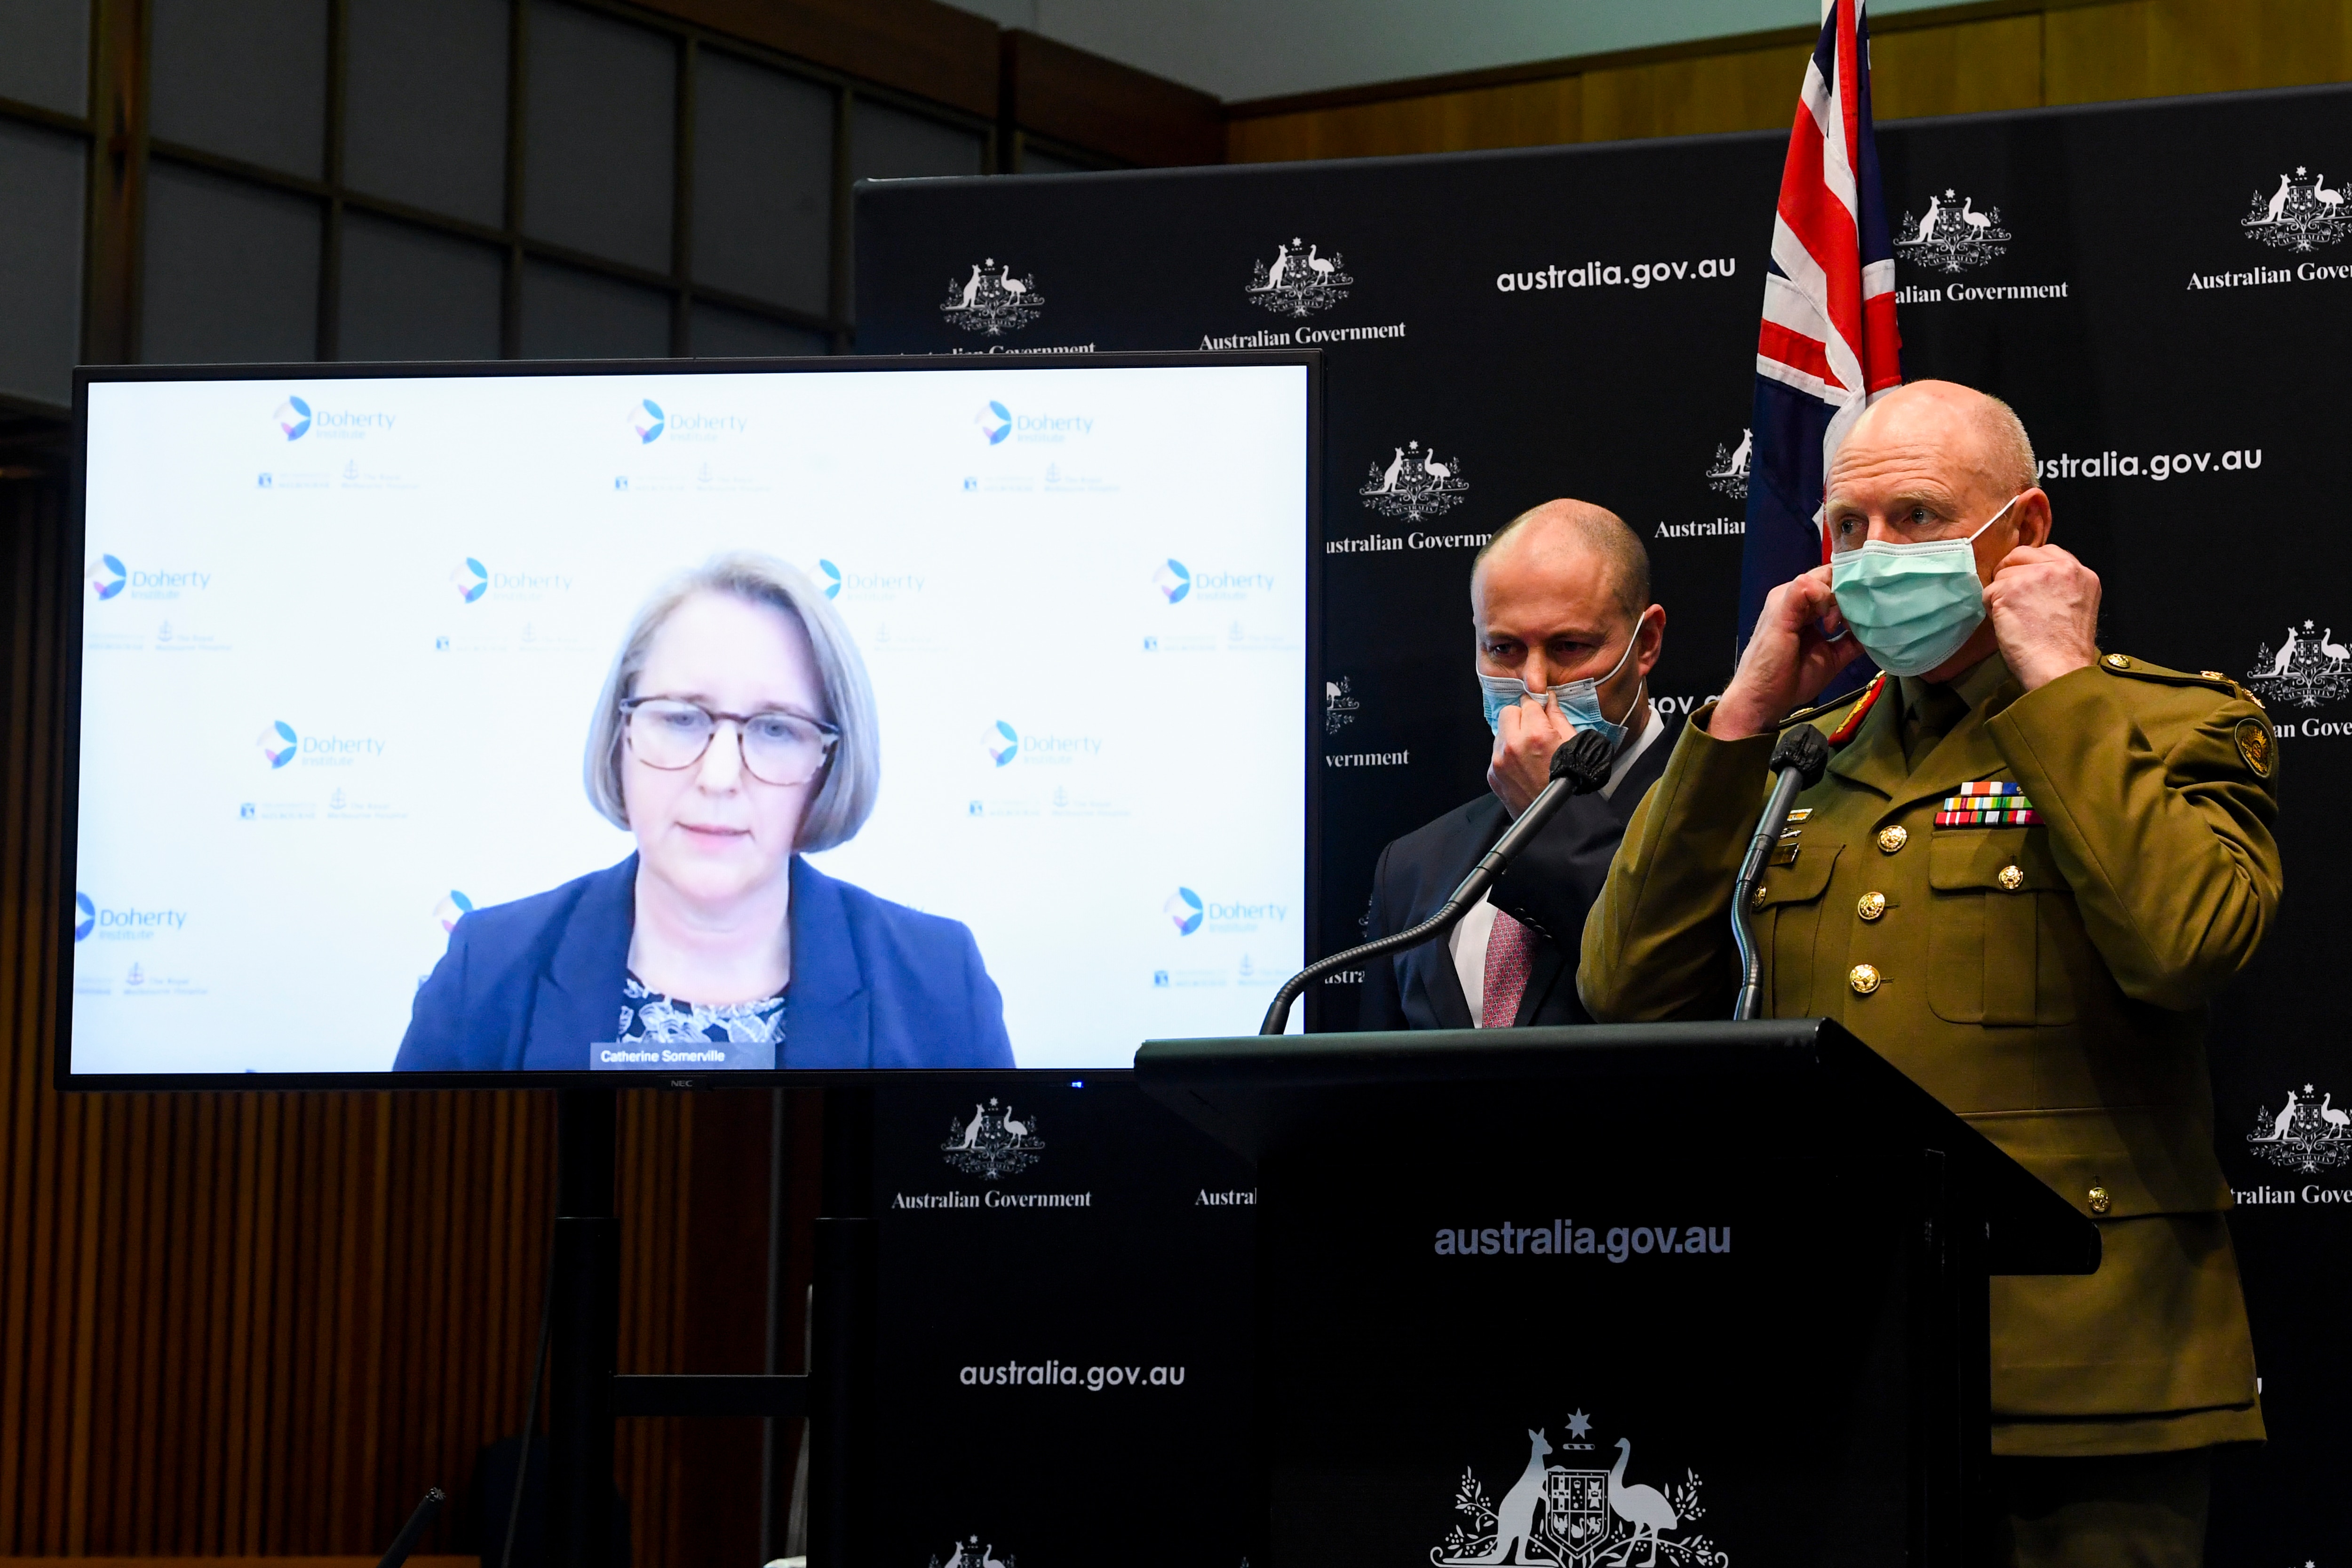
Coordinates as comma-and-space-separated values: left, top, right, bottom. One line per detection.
394, 552, 1013, 1072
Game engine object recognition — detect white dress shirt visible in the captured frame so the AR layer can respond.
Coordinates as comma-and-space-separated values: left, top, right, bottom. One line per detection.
1452, 705, 1663, 1023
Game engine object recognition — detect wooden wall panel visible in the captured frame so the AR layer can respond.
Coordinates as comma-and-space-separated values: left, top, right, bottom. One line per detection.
1228, 0, 2352, 166
0, 477, 786, 1562
1577, 43, 1814, 143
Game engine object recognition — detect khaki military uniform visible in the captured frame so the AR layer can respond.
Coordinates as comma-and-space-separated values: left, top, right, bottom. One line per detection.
1580, 651, 2281, 1457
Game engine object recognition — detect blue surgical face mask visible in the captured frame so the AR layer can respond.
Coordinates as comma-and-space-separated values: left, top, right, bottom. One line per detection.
1828, 494, 2021, 678
1480, 627, 1643, 751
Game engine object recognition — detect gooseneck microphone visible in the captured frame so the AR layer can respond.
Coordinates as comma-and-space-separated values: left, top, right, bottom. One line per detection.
1260, 728, 1617, 1035
1730, 723, 1832, 1022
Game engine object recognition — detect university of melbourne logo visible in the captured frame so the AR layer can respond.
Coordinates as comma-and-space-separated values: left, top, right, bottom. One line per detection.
2246, 619, 2352, 708
274, 396, 312, 440
434, 891, 475, 934
2247, 1082, 2352, 1173
2242, 166, 2352, 253
1248, 235, 1352, 317
1895, 188, 2010, 272
1360, 439, 1468, 521
974, 401, 1012, 444
629, 399, 665, 443
1433, 1417, 1722, 1568
1154, 558, 1192, 604
941, 258, 1044, 335
451, 558, 489, 603
1704, 430, 1751, 500
1165, 887, 1205, 935
1325, 677, 1360, 734
941, 1098, 1044, 1180
74, 892, 95, 942
257, 720, 298, 769
87, 554, 127, 600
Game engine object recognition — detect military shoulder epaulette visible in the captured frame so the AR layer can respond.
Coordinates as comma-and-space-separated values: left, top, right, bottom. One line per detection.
1775, 671, 1882, 733
2096, 653, 2260, 707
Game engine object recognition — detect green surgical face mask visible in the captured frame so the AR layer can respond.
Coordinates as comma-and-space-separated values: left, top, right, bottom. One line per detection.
1828, 493, 2021, 677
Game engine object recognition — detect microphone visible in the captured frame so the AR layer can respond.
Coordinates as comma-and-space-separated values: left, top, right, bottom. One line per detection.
1260, 728, 1616, 1035
375, 1488, 445, 1568
1730, 724, 1831, 1021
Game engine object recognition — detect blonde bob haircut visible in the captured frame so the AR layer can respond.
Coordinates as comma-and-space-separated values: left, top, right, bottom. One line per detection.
583, 552, 880, 853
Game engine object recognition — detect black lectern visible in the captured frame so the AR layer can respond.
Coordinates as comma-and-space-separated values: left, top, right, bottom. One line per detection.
1135, 1019, 2098, 1568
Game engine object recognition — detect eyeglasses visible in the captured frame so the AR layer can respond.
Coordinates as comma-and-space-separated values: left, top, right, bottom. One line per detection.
621, 697, 839, 787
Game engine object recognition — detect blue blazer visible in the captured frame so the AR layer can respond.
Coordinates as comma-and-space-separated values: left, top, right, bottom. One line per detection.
394, 855, 1014, 1071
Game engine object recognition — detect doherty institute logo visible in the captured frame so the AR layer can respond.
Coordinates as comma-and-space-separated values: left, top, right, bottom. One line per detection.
1361, 440, 1468, 522
941, 1097, 1044, 1179
1153, 558, 1192, 604
87, 554, 127, 600
628, 399, 666, 443
74, 892, 95, 942
434, 891, 475, 933
450, 558, 489, 603
985, 721, 1019, 767
942, 258, 1044, 335
274, 397, 312, 440
2247, 619, 2352, 708
1165, 887, 1205, 935
257, 720, 298, 769
1433, 1416, 1724, 1568
1895, 188, 2011, 273
2243, 166, 2352, 253
1248, 236, 1352, 318
2247, 1082, 2352, 1173
975, 401, 1012, 445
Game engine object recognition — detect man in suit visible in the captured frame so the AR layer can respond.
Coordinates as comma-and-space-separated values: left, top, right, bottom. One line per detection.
1356, 500, 1673, 1031
1581, 381, 2278, 1565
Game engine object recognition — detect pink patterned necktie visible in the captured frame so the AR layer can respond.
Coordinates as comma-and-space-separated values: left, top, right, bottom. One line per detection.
1480, 910, 1540, 1028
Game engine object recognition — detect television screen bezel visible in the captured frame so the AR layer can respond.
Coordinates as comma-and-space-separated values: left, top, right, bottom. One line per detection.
58, 349, 1325, 1090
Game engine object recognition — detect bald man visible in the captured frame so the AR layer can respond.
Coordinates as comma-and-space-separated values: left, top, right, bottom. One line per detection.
1356, 501, 1672, 1032
1582, 381, 2280, 1566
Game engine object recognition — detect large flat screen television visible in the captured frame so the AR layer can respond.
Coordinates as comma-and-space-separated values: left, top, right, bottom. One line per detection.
62, 353, 1318, 1086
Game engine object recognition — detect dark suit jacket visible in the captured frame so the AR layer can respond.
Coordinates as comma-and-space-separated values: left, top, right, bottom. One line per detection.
1354, 720, 1675, 1031
393, 854, 1013, 1071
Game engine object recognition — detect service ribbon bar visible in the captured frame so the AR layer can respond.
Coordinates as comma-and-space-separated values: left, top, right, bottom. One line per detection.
1937, 782, 2040, 826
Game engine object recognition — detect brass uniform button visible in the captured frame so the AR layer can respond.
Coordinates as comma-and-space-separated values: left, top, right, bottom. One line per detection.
2088, 1186, 2112, 1216
1997, 863, 2025, 892
2201, 670, 2225, 681
1848, 963, 1881, 995
1876, 825, 1908, 854
1751, 883, 1768, 909
2103, 653, 2131, 670
1857, 891, 1887, 922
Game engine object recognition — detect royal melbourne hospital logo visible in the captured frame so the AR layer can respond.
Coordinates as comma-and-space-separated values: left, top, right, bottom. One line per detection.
2247, 1083, 2352, 1173
2241, 166, 2352, 253
1433, 1416, 1724, 1568
941, 258, 1045, 334
1704, 429, 1751, 500
941, 1096, 1045, 1179
1360, 439, 1468, 521
1248, 235, 1353, 317
2246, 620, 2352, 708
1894, 188, 2010, 272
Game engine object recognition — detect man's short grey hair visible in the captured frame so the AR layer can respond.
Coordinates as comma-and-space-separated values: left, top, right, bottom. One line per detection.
1473, 500, 1651, 623
1975, 390, 2039, 497
583, 551, 880, 853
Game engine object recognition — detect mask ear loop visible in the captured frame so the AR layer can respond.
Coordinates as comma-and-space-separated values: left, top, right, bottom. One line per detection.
1597, 619, 1647, 732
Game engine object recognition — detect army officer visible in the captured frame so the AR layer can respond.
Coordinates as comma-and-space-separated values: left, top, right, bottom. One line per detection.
1579, 380, 2280, 1567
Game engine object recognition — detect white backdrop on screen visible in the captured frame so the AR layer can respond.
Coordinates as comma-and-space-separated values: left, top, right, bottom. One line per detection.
71, 364, 1308, 1073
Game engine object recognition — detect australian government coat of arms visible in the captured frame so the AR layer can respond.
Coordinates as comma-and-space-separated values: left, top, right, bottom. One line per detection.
1248, 236, 1352, 317
1432, 1416, 1725, 1568
1359, 440, 1467, 522
2241, 166, 2352, 254
941, 258, 1045, 335
941, 1096, 1045, 1179
2246, 619, 2352, 708
2247, 1083, 2352, 1174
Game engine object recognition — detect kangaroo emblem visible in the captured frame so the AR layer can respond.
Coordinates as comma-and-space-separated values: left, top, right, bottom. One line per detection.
1460, 1429, 1552, 1564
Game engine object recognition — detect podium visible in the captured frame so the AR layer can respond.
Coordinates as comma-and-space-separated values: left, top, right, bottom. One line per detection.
1134, 1019, 2099, 1568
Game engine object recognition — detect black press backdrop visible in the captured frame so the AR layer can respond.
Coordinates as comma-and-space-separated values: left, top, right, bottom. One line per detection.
856, 83, 2352, 1566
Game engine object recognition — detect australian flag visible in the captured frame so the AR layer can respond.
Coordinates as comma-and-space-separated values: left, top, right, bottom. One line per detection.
1737, 0, 1902, 654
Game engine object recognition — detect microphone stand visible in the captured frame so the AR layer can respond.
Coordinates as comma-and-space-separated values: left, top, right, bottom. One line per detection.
1260, 729, 1616, 1035
1730, 724, 1831, 1021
